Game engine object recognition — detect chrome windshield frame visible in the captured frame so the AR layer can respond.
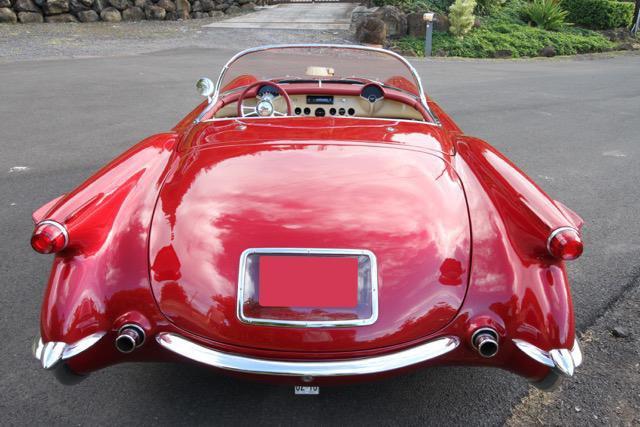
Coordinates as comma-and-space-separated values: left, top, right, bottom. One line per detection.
195, 44, 438, 124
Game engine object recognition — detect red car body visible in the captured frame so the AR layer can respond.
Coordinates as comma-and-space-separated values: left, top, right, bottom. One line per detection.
31, 45, 583, 390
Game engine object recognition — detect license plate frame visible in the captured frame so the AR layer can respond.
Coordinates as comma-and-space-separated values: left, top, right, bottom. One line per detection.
237, 248, 378, 328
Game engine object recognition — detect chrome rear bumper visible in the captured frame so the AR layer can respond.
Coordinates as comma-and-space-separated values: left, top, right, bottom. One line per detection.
156, 333, 460, 377
31, 330, 583, 388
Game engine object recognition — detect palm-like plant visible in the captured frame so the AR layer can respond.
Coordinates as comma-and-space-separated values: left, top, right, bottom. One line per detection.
522, 0, 569, 31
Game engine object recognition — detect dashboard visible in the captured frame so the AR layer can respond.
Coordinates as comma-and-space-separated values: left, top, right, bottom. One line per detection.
214, 82, 425, 121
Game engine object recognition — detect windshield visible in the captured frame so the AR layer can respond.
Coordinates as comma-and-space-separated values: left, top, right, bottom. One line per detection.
216, 45, 426, 102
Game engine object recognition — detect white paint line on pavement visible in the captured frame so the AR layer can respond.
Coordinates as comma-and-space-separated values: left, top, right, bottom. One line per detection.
602, 150, 627, 158
537, 175, 554, 181
8, 166, 29, 173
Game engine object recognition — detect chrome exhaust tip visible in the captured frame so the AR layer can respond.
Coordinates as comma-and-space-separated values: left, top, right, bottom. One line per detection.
471, 328, 499, 358
115, 324, 145, 354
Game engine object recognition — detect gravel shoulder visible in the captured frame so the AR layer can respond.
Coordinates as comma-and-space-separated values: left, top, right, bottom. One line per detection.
508, 273, 640, 426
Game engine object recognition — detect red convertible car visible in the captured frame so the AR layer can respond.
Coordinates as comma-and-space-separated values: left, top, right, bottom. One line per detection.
31, 44, 584, 392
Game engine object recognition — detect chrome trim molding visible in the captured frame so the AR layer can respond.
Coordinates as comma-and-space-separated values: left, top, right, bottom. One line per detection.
546, 226, 579, 255
157, 333, 459, 377
194, 100, 217, 124
32, 332, 105, 370
237, 248, 379, 328
513, 339, 555, 368
513, 338, 583, 378
194, 44, 438, 124
36, 220, 69, 248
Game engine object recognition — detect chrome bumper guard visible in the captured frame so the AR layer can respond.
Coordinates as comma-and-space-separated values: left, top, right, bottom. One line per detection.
156, 333, 459, 377
32, 332, 105, 384
32, 332, 105, 370
513, 338, 583, 377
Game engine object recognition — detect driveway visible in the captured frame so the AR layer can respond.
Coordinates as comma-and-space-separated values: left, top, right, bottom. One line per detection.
1, 47, 639, 425
203, 3, 356, 30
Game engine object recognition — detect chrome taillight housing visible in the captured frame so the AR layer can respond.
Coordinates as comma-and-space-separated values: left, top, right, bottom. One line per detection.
547, 227, 583, 261
31, 220, 68, 254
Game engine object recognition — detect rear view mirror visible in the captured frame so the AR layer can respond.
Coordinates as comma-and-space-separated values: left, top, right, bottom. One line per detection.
196, 78, 214, 99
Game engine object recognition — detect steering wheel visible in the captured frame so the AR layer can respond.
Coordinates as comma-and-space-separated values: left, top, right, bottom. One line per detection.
237, 80, 293, 118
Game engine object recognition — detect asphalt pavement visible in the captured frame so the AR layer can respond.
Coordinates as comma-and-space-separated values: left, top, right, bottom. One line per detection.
1, 48, 639, 425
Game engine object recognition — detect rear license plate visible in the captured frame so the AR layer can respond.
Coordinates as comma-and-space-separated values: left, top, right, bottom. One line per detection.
238, 248, 378, 326
295, 386, 319, 395
259, 256, 358, 308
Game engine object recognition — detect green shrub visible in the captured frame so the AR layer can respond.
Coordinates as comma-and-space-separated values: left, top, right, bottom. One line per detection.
561, 0, 634, 29
371, 0, 453, 13
449, 0, 478, 37
475, 0, 506, 15
394, 22, 614, 57
488, 0, 530, 24
521, 0, 568, 30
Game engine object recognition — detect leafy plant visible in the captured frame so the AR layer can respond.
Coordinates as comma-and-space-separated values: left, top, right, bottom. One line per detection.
449, 0, 477, 37
393, 22, 614, 57
475, 0, 506, 16
561, 0, 634, 29
487, 0, 530, 24
521, 0, 568, 31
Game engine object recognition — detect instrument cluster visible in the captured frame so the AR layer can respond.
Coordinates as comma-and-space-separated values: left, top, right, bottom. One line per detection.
292, 84, 385, 118
294, 106, 357, 117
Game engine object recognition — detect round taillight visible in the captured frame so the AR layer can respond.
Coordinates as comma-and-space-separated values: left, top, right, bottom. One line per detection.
547, 227, 583, 260
31, 221, 68, 254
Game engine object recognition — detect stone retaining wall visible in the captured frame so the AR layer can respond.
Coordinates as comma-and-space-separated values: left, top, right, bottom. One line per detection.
351, 5, 450, 40
0, 0, 255, 23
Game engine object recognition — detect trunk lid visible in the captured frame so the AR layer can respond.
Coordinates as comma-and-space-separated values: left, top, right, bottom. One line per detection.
149, 125, 470, 353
